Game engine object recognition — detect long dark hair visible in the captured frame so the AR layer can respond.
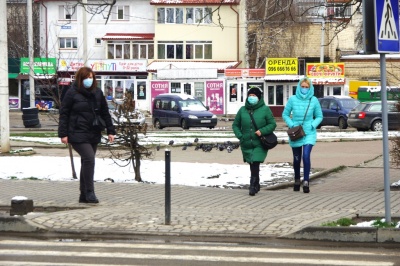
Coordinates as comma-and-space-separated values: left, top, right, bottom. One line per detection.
75, 67, 97, 91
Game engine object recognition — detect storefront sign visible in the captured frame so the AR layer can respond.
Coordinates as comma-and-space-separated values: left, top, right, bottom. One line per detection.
206, 80, 224, 115
158, 69, 217, 79
20, 58, 56, 75
266, 58, 298, 75
225, 69, 265, 77
306, 63, 345, 78
9, 98, 19, 109
150, 81, 170, 111
58, 59, 147, 72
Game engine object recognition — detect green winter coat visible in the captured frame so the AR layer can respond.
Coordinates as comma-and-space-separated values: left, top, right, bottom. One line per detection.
232, 98, 277, 163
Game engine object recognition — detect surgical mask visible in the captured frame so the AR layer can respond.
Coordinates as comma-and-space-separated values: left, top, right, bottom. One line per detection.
83, 78, 93, 88
248, 96, 259, 105
300, 88, 309, 95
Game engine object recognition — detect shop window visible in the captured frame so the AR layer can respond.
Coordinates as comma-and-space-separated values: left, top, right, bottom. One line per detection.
268, 86, 275, 105
171, 82, 181, 93
333, 87, 341, 95
137, 82, 146, 99
194, 82, 204, 101
184, 83, 191, 95
229, 83, 238, 102
276, 85, 283, 105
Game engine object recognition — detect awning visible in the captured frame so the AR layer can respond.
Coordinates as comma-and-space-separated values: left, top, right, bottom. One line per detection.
264, 75, 304, 82
147, 60, 241, 72
8, 73, 18, 79
102, 33, 155, 41
16, 74, 57, 80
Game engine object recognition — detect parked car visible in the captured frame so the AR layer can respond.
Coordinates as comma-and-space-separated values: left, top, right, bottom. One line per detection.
107, 101, 146, 126
347, 101, 400, 131
318, 96, 360, 129
152, 94, 217, 130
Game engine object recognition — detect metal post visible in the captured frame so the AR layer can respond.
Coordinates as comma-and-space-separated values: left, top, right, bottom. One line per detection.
320, 19, 325, 63
165, 150, 171, 225
27, 0, 35, 107
380, 54, 391, 223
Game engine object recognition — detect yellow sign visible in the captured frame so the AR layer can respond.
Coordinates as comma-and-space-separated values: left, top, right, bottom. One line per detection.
266, 58, 298, 75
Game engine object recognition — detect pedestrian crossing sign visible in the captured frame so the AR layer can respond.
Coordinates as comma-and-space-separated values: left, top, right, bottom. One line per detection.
375, 0, 400, 53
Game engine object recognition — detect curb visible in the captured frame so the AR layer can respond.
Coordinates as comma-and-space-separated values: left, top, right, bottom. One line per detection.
283, 226, 400, 243
0, 215, 47, 233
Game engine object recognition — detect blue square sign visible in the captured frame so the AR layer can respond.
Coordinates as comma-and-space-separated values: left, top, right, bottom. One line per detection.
375, 0, 400, 53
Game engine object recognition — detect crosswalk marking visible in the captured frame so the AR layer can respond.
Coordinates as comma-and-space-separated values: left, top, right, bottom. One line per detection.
0, 240, 391, 256
0, 249, 394, 266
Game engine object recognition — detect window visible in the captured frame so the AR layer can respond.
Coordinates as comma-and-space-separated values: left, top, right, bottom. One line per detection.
59, 5, 77, 20
171, 82, 181, 93
186, 42, 212, 59
327, 3, 351, 18
296, 0, 325, 18
107, 41, 154, 59
59, 37, 77, 49
158, 42, 183, 59
186, 7, 212, 24
95, 38, 102, 46
111, 6, 129, 20
158, 7, 183, 24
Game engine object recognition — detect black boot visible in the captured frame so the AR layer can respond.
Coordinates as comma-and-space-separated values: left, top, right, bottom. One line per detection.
79, 193, 88, 203
255, 177, 260, 193
85, 190, 99, 203
249, 177, 256, 196
293, 179, 301, 192
303, 180, 310, 193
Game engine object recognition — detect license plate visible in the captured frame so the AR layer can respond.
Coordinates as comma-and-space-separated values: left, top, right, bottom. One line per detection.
201, 120, 211, 123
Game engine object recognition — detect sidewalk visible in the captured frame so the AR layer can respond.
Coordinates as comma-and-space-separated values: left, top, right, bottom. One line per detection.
1, 110, 400, 243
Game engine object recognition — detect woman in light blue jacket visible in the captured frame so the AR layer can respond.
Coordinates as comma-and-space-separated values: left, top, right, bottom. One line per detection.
282, 77, 323, 193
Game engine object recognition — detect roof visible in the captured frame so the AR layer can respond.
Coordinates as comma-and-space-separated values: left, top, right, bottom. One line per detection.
150, 0, 240, 5
147, 60, 241, 72
102, 33, 155, 41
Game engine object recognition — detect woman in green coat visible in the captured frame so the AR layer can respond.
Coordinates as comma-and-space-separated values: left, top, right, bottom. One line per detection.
232, 87, 277, 196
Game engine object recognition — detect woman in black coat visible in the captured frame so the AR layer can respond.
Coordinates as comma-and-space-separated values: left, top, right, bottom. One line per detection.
58, 67, 116, 203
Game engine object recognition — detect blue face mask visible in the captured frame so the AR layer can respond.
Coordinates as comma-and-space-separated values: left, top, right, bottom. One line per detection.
300, 88, 309, 95
248, 96, 259, 105
83, 78, 93, 88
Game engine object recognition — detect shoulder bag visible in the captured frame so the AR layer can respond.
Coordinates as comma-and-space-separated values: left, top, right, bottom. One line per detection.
249, 111, 278, 150
89, 97, 106, 131
286, 98, 311, 141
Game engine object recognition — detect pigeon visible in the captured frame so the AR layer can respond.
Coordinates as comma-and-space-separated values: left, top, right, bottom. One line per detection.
156, 144, 161, 151
227, 146, 233, 153
169, 140, 174, 145
182, 145, 187, 150
194, 138, 199, 143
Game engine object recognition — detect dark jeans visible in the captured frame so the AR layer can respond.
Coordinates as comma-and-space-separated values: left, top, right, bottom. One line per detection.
292, 144, 313, 181
71, 143, 98, 193
249, 162, 260, 178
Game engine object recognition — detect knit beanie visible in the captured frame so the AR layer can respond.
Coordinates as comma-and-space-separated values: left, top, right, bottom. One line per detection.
247, 87, 262, 99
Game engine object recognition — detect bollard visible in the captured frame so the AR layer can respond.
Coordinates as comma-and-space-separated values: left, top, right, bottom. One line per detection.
165, 149, 171, 225
10, 196, 33, 216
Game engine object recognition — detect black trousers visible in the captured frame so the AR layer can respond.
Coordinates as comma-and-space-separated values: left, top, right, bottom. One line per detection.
249, 162, 260, 178
71, 143, 98, 193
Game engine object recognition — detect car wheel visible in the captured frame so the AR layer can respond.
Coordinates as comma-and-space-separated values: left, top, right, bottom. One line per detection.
338, 117, 348, 129
371, 120, 383, 131
154, 119, 163, 130
181, 119, 189, 130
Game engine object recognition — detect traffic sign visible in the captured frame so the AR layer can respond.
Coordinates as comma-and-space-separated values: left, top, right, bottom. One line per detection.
375, 0, 400, 53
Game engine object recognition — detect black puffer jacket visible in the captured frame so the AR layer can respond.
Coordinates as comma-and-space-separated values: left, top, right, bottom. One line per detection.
58, 83, 116, 143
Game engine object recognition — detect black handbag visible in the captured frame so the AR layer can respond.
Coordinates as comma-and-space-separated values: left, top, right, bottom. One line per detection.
89, 99, 106, 131
249, 111, 278, 150
286, 99, 311, 141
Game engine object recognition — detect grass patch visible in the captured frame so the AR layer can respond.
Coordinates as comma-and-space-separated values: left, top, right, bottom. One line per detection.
322, 218, 357, 227
371, 219, 398, 228
11, 132, 58, 138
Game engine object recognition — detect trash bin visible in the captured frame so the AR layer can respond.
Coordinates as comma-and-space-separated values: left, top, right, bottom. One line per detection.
22, 107, 41, 128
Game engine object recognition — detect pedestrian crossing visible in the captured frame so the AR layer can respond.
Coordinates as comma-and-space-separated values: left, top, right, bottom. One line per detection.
0, 239, 397, 265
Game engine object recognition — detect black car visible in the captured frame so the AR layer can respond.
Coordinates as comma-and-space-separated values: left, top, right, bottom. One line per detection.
347, 101, 400, 131
318, 96, 360, 129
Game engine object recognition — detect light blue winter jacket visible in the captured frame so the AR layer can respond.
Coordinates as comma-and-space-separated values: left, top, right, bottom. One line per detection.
282, 78, 323, 147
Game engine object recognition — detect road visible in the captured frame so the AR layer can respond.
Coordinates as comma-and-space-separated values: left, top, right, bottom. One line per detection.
0, 237, 399, 266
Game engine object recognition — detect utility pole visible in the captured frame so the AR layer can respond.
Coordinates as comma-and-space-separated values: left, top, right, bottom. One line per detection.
0, 0, 10, 153
27, 0, 35, 107
82, 0, 88, 64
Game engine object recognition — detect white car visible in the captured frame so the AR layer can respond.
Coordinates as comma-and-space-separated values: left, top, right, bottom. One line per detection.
107, 101, 146, 126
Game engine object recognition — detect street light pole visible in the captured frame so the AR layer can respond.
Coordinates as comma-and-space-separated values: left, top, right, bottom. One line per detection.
27, 0, 35, 107
320, 19, 325, 63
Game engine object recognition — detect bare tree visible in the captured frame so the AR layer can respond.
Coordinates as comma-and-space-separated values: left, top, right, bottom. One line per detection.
107, 93, 153, 182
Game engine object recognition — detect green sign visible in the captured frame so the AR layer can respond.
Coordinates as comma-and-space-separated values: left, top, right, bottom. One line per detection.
20, 57, 56, 75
